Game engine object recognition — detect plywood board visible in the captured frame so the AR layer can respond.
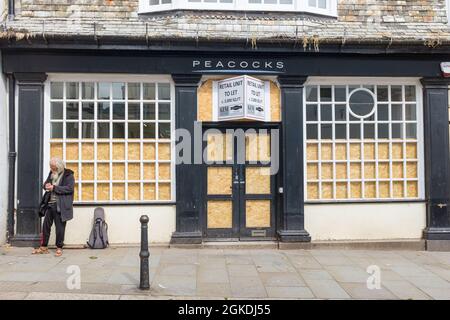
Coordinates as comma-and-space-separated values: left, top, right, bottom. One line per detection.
82, 143, 94, 161
307, 144, 318, 161
350, 144, 361, 160
128, 143, 141, 161
207, 167, 232, 195
392, 162, 403, 178
364, 163, 376, 179
321, 182, 333, 199
143, 183, 156, 200
336, 163, 347, 179
112, 163, 125, 180
50, 143, 63, 159
350, 163, 361, 179
158, 143, 171, 161
246, 133, 270, 162
406, 143, 417, 159
378, 143, 389, 160
66, 143, 79, 161
207, 133, 225, 162
113, 143, 125, 160
307, 183, 319, 200
270, 81, 281, 122
128, 183, 140, 201
246, 167, 270, 194
407, 181, 418, 197
158, 163, 171, 180
307, 164, 318, 180
128, 163, 141, 180
73, 184, 78, 202
364, 182, 376, 198
158, 183, 171, 200
364, 143, 375, 160
378, 162, 389, 179
207, 200, 232, 229
379, 181, 390, 198
350, 182, 362, 198
393, 181, 404, 198
198, 80, 213, 122
392, 143, 403, 159
97, 143, 110, 160
407, 162, 418, 178
81, 163, 94, 180
321, 163, 333, 180
66, 163, 79, 181
321, 144, 332, 160
245, 200, 271, 228
97, 163, 110, 181
143, 163, 155, 180
112, 183, 125, 200
81, 183, 94, 201
335, 144, 346, 160
336, 182, 347, 199
97, 183, 110, 201
143, 143, 156, 160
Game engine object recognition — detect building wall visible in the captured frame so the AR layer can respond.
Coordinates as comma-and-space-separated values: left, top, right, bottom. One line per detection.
305, 202, 426, 240
48, 205, 175, 246
0, 54, 7, 245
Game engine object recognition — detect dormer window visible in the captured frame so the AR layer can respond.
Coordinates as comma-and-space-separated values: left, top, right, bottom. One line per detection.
139, 0, 338, 16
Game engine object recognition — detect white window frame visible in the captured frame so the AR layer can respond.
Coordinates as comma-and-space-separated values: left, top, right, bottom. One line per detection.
43, 74, 176, 204
139, 0, 338, 16
303, 77, 425, 203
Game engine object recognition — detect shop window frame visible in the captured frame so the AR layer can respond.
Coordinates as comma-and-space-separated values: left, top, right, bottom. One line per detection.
303, 77, 425, 203
44, 74, 175, 204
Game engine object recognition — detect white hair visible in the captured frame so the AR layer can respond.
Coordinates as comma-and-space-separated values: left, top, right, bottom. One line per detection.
49, 157, 65, 173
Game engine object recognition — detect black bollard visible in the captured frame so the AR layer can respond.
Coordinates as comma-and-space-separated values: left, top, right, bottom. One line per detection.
139, 215, 150, 290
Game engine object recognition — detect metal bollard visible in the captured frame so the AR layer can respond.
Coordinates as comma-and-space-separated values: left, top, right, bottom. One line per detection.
139, 215, 150, 290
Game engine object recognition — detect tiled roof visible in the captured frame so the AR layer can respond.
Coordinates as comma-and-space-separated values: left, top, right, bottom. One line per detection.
2, 0, 450, 46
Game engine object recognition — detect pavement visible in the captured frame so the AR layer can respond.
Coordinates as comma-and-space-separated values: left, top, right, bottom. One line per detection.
1, 245, 450, 300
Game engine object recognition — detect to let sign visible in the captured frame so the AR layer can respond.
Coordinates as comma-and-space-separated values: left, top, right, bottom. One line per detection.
216, 75, 269, 121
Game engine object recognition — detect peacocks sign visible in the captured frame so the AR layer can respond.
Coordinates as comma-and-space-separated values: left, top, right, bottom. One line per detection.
215, 75, 269, 122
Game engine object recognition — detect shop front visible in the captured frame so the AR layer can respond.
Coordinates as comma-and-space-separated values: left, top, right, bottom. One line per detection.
3, 49, 450, 250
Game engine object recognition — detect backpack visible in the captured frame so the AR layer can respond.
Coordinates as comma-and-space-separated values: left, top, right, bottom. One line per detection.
87, 207, 109, 249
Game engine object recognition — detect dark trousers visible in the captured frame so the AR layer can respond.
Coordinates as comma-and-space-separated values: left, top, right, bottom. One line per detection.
42, 203, 67, 248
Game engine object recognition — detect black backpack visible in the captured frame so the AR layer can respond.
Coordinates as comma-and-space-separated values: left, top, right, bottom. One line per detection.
87, 207, 109, 249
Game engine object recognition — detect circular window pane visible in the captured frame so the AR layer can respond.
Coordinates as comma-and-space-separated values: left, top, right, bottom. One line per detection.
349, 90, 375, 118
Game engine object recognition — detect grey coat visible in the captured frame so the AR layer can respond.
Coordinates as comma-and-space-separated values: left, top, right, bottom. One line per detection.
43, 169, 75, 222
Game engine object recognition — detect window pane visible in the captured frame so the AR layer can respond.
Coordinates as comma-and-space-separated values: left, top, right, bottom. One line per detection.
307, 124, 318, 139
318, 0, 326, 8
51, 123, 63, 139
320, 105, 332, 121
405, 86, 416, 102
82, 122, 94, 138
377, 86, 389, 102
143, 123, 156, 139
113, 103, 125, 120
264, 0, 276, 4
321, 124, 332, 139
82, 82, 95, 100
159, 123, 171, 139
143, 103, 156, 120
158, 83, 171, 100
405, 104, 416, 120
98, 83, 110, 99
377, 104, 389, 121
113, 123, 125, 139
350, 124, 360, 139
98, 102, 110, 120
306, 105, 318, 121
335, 105, 346, 121
308, 0, 316, 6
320, 86, 332, 102
128, 123, 141, 139
66, 102, 79, 120
364, 124, 375, 139
306, 86, 318, 102
406, 124, 417, 139
280, 0, 292, 4
391, 86, 402, 102
97, 123, 109, 139
128, 83, 140, 100
335, 86, 346, 102
51, 102, 63, 120
66, 122, 79, 139
112, 83, 126, 100
66, 82, 79, 99
335, 124, 346, 139
391, 104, 403, 121
378, 123, 389, 139
159, 103, 171, 120
82, 102, 95, 120
349, 90, 375, 118
51, 82, 64, 99
128, 103, 140, 120
392, 123, 403, 139
143, 83, 155, 100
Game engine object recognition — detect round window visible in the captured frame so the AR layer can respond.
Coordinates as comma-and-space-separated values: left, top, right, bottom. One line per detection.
349, 89, 375, 118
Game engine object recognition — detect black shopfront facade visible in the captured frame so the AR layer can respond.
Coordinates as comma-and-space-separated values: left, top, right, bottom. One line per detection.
3, 43, 450, 250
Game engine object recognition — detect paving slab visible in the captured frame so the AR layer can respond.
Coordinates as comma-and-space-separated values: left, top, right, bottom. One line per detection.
265, 286, 314, 299
259, 272, 306, 287
338, 282, 397, 300
381, 280, 431, 300
304, 279, 350, 299
229, 276, 267, 298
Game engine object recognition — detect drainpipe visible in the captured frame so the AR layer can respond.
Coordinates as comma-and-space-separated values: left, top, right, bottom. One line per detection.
7, 74, 16, 243
8, 0, 14, 20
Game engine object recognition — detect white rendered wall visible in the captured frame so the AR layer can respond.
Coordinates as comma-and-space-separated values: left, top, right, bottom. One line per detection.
305, 202, 426, 241
0, 58, 7, 245
48, 205, 176, 246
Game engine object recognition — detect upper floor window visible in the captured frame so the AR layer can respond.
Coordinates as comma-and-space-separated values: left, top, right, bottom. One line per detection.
139, 0, 337, 16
